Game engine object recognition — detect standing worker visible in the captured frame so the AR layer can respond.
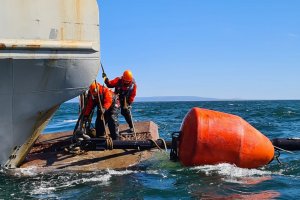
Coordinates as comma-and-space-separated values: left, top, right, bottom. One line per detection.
83, 82, 119, 139
103, 70, 137, 133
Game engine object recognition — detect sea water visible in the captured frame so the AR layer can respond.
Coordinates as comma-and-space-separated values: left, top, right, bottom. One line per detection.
1, 101, 300, 199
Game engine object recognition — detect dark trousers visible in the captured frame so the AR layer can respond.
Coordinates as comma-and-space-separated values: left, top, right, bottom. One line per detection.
120, 106, 134, 129
95, 104, 119, 140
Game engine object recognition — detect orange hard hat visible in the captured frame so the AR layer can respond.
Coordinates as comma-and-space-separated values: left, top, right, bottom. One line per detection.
122, 70, 133, 82
89, 82, 101, 96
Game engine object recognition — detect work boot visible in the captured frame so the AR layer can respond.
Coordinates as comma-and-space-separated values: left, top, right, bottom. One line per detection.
128, 128, 134, 133
82, 134, 91, 140
110, 131, 120, 140
114, 135, 120, 140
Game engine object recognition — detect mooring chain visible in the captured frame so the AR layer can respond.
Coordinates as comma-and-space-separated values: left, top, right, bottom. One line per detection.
170, 131, 181, 162
65, 141, 86, 155
274, 149, 282, 165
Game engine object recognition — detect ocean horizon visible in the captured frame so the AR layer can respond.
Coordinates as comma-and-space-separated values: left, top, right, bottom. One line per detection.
68, 96, 300, 103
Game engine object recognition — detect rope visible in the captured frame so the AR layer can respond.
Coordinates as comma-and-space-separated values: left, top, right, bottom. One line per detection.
147, 138, 167, 152
274, 145, 294, 154
106, 137, 113, 150
94, 80, 110, 140
157, 138, 168, 151
133, 128, 137, 141
147, 139, 162, 151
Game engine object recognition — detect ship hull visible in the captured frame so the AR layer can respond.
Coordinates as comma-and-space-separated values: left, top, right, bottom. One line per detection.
0, 0, 100, 167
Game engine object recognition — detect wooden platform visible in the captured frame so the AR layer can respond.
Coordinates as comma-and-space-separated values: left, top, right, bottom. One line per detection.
16, 121, 159, 173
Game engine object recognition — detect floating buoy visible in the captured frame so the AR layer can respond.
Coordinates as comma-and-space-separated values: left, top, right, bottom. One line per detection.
178, 107, 274, 168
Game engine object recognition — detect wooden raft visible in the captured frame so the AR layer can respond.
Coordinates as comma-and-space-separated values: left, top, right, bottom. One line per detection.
18, 121, 159, 173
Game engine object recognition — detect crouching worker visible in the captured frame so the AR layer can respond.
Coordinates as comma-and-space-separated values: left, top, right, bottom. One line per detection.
83, 81, 119, 140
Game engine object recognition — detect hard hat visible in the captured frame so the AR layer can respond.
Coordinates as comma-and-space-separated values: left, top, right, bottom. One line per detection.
122, 70, 133, 82
89, 82, 101, 96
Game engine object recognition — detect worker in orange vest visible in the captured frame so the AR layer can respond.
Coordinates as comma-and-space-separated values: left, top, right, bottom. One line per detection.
83, 82, 119, 139
103, 70, 137, 132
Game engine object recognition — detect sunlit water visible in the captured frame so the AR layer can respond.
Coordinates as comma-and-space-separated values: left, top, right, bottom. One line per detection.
1, 101, 300, 199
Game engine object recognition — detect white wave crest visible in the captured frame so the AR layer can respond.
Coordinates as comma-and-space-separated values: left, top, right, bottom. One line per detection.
63, 119, 78, 123
29, 173, 112, 195
190, 163, 274, 177
145, 170, 160, 175
31, 186, 57, 195
106, 169, 137, 176
71, 174, 112, 185
189, 163, 280, 185
14, 166, 41, 177
287, 110, 296, 114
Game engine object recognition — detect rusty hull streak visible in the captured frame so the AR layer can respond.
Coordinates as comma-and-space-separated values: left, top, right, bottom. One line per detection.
59, 0, 85, 41
26, 44, 41, 49
75, 0, 83, 40
0, 39, 94, 51
0, 43, 6, 49
60, 27, 64, 40
76, 0, 84, 24
59, 0, 67, 41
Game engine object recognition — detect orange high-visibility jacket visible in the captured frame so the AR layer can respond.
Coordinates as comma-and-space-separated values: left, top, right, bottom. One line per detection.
105, 77, 137, 104
84, 84, 113, 116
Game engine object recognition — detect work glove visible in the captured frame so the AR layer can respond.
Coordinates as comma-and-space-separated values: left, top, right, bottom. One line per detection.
102, 72, 107, 79
127, 104, 132, 110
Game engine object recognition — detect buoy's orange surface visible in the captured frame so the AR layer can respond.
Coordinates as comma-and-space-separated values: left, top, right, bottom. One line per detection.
179, 107, 274, 168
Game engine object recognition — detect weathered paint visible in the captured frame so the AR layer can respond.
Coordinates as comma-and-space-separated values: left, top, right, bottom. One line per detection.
25, 45, 41, 49
0, 39, 96, 51
0, 0, 100, 168
0, 43, 6, 49
75, 0, 83, 40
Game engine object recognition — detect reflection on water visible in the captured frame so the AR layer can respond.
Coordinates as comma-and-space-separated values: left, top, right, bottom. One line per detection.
197, 190, 280, 200
239, 176, 272, 185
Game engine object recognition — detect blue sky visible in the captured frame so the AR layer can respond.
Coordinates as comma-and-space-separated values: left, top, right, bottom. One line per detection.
97, 0, 300, 100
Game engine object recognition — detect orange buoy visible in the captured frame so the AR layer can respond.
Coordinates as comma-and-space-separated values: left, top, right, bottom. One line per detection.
178, 107, 274, 168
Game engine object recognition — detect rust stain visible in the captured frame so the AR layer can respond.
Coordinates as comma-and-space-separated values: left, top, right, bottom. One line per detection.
59, 0, 67, 41
76, 0, 82, 22
69, 40, 82, 49
26, 44, 41, 49
75, 0, 83, 40
60, 27, 64, 40
0, 43, 6, 49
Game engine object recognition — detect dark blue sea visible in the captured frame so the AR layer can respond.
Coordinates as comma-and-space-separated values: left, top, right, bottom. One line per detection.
1, 100, 300, 199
